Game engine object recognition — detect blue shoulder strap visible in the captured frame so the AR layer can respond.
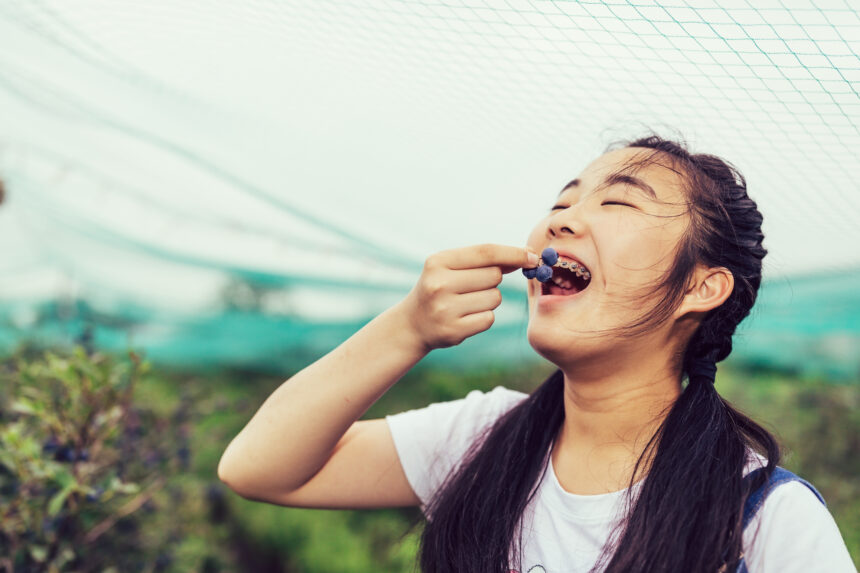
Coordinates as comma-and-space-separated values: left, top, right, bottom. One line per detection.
735, 466, 826, 573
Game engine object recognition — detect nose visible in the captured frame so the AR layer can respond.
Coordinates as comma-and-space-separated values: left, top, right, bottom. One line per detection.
547, 206, 582, 238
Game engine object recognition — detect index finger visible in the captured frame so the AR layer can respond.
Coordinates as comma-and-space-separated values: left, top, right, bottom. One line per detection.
446, 244, 539, 273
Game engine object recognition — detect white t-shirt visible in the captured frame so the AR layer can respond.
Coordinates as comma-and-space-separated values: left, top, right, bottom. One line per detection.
385, 385, 856, 573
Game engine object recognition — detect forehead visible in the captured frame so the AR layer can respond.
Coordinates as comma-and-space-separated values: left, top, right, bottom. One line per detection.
568, 147, 688, 202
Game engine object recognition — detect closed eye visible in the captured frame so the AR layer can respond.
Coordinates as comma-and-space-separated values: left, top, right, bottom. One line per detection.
550, 204, 567, 211
601, 201, 634, 207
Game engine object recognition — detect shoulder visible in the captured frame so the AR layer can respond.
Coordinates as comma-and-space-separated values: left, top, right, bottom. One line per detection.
385, 385, 529, 507
742, 475, 856, 572
386, 385, 528, 442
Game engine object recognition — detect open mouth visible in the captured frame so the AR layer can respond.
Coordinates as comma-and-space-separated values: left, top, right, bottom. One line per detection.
541, 259, 591, 296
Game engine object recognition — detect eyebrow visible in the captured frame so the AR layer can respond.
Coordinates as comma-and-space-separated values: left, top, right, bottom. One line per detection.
558, 174, 658, 200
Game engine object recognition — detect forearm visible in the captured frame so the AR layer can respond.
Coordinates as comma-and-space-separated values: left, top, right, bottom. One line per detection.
217, 301, 427, 496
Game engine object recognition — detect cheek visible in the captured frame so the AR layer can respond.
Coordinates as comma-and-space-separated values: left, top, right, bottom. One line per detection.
606, 228, 679, 282
526, 221, 547, 249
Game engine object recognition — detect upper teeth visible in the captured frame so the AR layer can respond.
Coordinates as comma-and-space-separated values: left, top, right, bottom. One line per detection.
555, 258, 591, 281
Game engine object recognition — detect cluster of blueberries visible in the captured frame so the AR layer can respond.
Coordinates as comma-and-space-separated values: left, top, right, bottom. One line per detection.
42, 436, 89, 463
522, 247, 559, 282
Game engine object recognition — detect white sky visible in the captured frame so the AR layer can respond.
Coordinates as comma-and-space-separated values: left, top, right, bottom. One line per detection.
1, 0, 858, 320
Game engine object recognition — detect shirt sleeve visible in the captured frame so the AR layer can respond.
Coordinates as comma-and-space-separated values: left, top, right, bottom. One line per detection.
385, 385, 528, 512
742, 481, 857, 572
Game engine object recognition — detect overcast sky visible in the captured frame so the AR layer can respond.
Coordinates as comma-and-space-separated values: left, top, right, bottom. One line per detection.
1, 0, 858, 321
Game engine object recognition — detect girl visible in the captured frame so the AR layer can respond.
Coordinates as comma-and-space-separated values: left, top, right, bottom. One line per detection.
218, 135, 855, 572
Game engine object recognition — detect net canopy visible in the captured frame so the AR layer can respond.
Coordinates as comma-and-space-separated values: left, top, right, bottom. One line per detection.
0, 0, 858, 377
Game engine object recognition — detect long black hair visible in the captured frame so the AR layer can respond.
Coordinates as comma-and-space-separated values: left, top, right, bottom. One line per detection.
418, 135, 780, 572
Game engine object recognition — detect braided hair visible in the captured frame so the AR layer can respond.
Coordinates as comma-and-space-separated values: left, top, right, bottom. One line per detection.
593, 135, 779, 572
418, 134, 779, 573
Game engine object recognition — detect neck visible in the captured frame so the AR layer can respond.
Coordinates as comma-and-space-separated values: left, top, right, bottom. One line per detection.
551, 344, 682, 493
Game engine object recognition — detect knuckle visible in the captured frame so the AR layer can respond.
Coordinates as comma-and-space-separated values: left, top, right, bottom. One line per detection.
424, 279, 445, 296
475, 243, 494, 258
424, 254, 441, 270
481, 311, 496, 329
490, 289, 503, 307
429, 300, 448, 319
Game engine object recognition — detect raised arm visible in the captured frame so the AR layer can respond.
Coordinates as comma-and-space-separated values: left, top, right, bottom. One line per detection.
217, 244, 538, 509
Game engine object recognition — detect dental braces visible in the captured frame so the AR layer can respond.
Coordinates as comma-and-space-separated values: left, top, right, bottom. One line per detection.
522, 247, 591, 283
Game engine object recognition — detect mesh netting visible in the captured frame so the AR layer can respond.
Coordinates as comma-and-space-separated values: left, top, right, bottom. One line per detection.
0, 1, 857, 376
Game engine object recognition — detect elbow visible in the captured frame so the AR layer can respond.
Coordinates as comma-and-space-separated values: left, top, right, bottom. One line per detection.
217, 447, 249, 497
216, 453, 233, 487
217, 451, 238, 492
217, 449, 271, 503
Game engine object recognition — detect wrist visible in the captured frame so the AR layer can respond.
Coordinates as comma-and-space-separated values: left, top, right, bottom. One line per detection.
383, 300, 432, 359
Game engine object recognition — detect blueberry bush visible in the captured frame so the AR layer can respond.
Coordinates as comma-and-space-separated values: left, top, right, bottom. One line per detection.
1, 343, 855, 571
0, 346, 235, 573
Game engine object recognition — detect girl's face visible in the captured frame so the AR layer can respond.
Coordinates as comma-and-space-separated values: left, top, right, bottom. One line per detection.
525, 147, 692, 364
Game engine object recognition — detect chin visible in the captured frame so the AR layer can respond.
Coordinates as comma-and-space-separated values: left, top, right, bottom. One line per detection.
527, 321, 573, 365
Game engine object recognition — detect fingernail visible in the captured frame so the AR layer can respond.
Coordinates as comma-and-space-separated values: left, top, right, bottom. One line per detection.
527, 251, 539, 267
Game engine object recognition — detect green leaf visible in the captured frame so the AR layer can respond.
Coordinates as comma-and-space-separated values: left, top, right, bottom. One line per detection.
113, 481, 140, 495
54, 468, 77, 488
11, 397, 41, 416
48, 480, 77, 516
29, 545, 48, 563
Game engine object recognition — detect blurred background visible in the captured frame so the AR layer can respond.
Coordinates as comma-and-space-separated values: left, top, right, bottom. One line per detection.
0, 0, 857, 571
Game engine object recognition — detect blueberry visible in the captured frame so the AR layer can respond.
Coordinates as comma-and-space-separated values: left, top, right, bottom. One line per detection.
155, 554, 172, 571
0, 480, 18, 497
536, 265, 553, 283
541, 247, 558, 266
206, 484, 228, 522
522, 267, 537, 279
54, 446, 75, 463
86, 486, 104, 502
42, 516, 59, 533
178, 445, 191, 470
77, 448, 89, 462
42, 437, 60, 455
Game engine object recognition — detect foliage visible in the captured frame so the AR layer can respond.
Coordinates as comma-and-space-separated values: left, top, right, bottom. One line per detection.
0, 345, 235, 573
1, 343, 856, 571
718, 366, 860, 564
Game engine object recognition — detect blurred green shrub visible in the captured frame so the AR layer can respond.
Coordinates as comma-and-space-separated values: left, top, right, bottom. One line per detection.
0, 345, 235, 572
2, 343, 854, 571
718, 367, 860, 564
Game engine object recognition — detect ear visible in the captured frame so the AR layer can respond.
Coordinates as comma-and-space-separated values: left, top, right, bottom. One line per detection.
674, 266, 734, 319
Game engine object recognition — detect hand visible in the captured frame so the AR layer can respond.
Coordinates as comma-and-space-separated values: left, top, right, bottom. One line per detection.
398, 244, 539, 352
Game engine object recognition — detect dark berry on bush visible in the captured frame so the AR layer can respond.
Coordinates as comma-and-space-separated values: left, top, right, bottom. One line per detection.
42, 436, 61, 454
54, 446, 76, 462
206, 483, 228, 523
77, 448, 89, 462
86, 486, 104, 502
154, 553, 172, 571
116, 516, 138, 534
42, 516, 60, 534
178, 445, 191, 469
0, 478, 19, 497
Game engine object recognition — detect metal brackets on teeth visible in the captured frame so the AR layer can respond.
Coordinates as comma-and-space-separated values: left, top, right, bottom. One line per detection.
522, 247, 591, 283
